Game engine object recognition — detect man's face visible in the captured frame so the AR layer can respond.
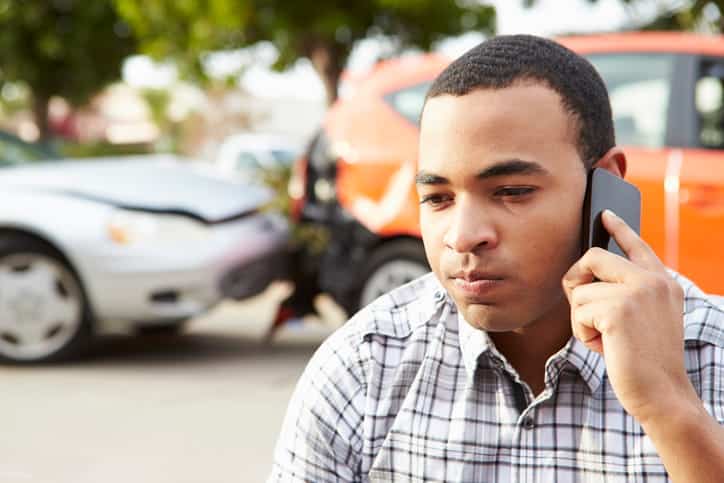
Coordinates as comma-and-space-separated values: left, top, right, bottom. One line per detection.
417, 83, 588, 332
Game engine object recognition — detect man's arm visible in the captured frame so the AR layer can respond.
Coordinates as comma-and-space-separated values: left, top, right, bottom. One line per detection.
563, 210, 724, 482
268, 328, 366, 483
639, 390, 724, 482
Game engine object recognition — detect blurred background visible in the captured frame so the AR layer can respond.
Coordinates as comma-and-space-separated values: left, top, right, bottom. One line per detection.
2, 0, 724, 481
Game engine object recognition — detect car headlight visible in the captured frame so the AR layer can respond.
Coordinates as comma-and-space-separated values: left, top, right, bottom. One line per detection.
108, 210, 211, 245
314, 178, 336, 202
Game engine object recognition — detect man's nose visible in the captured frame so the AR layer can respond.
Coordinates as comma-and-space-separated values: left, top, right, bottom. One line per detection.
442, 197, 499, 253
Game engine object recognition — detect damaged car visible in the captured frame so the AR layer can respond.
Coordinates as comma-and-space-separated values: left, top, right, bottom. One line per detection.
0, 134, 289, 362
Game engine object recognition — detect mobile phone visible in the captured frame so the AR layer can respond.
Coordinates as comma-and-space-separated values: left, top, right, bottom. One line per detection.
581, 168, 641, 258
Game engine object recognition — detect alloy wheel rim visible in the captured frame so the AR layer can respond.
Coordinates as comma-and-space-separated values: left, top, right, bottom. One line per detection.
360, 260, 429, 309
0, 254, 83, 360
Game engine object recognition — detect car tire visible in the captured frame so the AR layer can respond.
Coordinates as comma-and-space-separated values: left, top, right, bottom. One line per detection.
349, 239, 430, 315
0, 236, 92, 363
135, 320, 188, 336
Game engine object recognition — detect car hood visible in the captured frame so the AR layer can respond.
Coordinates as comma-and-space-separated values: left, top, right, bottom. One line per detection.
0, 155, 273, 223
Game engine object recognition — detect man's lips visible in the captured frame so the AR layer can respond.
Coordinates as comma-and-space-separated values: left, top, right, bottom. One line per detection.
451, 271, 503, 282
449, 271, 505, 299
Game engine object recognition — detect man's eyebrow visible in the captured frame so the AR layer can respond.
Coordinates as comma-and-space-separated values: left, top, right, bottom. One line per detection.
415, 172, 449, 185
476, 159, 548, 179
415, 160, 548, 185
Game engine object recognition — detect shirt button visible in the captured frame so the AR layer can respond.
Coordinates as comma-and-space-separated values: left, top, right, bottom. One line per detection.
522, 416, 535, 429
434, 291, 444, 301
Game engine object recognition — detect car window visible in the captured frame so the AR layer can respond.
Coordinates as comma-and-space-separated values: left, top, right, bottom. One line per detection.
235, 152, 261, 171
695, 59, 724, 149
270, 149, 296, 165
587, 54, 675, 148
384, 81, 433, 125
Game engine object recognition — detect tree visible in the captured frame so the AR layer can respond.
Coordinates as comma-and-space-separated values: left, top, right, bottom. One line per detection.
113, 0, 249, 84
248, 0, 496, 104
0, 0, 137, 140
115, 0, 496, 104
626, 0, 724, 32
524, 0, 724, 32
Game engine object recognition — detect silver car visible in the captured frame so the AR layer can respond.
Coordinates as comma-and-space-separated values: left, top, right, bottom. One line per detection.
0, 136, 289, 363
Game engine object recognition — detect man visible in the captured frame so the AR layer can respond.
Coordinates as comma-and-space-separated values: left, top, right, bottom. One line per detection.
269, 35, 724, 482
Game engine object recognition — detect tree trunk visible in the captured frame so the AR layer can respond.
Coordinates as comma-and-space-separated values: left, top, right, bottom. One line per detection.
308, 41, 346, 106
33, 93, 51, 141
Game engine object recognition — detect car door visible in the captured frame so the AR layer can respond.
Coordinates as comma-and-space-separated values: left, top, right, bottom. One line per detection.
675, 55, 724, 295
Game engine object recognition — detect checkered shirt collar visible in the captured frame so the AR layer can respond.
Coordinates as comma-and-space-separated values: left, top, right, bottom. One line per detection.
454, 297, 606, 394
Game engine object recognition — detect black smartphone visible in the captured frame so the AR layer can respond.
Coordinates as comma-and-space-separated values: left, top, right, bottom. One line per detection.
581, 168, 641, 258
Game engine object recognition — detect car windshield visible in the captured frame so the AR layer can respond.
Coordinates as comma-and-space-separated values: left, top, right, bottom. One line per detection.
384, 81, 433, 125
0, 133, 58, 167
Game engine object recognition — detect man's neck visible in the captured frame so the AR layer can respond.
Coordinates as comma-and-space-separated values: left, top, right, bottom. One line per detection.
488, 308, 572, 396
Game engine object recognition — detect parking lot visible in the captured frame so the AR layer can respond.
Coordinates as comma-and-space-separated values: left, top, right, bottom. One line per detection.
0, 284, 340, 483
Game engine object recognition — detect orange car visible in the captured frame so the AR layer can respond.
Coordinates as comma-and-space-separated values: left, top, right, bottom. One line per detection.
290, 32, 724, 315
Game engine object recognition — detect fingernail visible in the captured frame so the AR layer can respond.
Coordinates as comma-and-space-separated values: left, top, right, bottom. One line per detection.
604, 209, 620, 220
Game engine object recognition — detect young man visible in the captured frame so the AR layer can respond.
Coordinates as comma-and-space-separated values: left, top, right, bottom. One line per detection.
269, 35, 724, 482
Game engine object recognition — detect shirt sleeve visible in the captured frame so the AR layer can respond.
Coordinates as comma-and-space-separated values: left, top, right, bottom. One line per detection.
268, 326, 367, 482
679, 275, 724, 426
702, 347, 724, 426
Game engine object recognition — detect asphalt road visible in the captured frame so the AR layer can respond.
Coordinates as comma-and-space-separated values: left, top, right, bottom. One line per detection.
0, 283, 342, 483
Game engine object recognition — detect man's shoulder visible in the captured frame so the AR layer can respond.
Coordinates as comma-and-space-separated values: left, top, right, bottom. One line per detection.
671, 271, 724, 349
346, 271, 445, 341
311, 272, 445, 368
300, 272, 446, 394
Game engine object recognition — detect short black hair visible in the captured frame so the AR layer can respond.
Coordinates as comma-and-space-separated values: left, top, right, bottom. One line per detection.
425, 34, 614, 168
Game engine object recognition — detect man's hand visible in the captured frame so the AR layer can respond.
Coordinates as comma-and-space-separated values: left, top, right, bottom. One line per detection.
562, 209, 696, 423
563, 209, 724, 482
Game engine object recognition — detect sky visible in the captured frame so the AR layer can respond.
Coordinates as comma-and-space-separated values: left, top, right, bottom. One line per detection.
123, 0, 677, 101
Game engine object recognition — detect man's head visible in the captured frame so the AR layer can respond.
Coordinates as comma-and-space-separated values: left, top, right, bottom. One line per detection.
426, 34, 615, 168
417, 34, 626, 333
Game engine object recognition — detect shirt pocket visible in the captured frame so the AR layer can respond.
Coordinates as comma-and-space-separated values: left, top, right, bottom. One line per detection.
368, 431, 486, 483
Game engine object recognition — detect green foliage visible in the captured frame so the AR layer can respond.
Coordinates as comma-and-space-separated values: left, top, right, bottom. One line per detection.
258, 164, 330, 255
114, 0, 251, 83
525, 0, 724, 32
57, 139, 151, 158
634, 0, 724, 31
258, 164, 292, 214
247, 0, 496, 68
0, 81, 31, 116
116, 0, 496, 100
0, 0, 136, 106
141, 88, 172, 128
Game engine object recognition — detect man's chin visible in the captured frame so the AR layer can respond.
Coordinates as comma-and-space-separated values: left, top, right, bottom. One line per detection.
460, 302, 523, 332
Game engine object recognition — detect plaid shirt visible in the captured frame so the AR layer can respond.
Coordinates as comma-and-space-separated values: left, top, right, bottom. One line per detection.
269, 272, 724, 482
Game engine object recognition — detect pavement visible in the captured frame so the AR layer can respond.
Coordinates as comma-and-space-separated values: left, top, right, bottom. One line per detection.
0, 283, 342, 483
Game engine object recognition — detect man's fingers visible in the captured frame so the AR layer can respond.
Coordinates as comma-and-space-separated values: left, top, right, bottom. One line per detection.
563, 209, 667, 295
601, 210, 662, 271
570, 300, 608, 354
569, 281, 625, 307
563, 246, 638, 295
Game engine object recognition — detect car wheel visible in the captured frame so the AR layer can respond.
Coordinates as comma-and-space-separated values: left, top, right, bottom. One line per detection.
0, 236, 92, 363
135, 320, 188, 336
352, 239, 430, 314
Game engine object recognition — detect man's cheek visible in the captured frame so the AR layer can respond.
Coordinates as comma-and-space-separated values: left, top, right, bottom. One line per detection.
421, 225, 443, 255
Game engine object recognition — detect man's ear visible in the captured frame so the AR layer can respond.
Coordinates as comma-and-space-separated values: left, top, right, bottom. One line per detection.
592, 147, 627, 178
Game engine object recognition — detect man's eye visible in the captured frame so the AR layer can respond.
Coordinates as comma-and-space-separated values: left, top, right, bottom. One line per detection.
494, 187, 536, 198
419, 194, 451, 207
